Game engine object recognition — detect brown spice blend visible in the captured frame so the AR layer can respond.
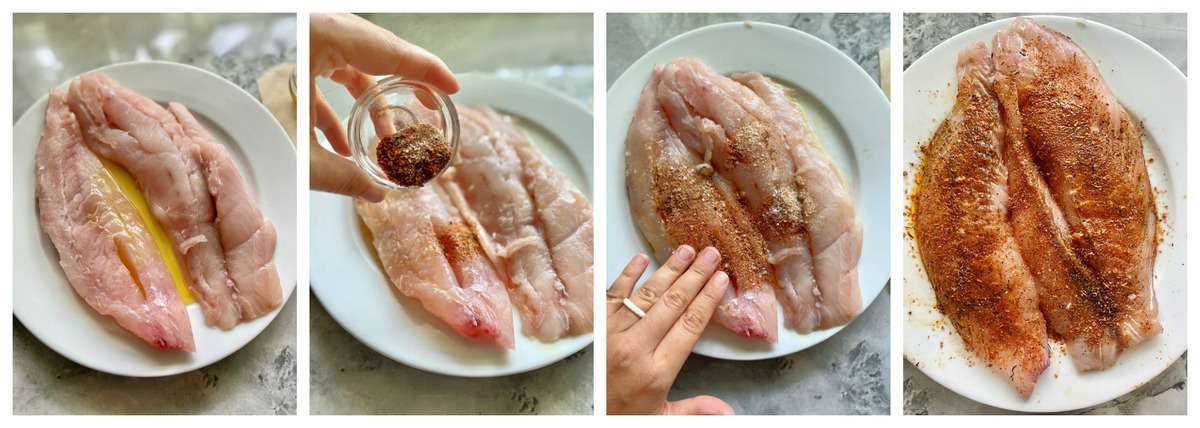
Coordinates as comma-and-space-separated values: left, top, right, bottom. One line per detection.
376, 123, 451, 186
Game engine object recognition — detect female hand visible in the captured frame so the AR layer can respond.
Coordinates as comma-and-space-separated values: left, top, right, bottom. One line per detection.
606, 245, 735, 415
308, 13, 459, 201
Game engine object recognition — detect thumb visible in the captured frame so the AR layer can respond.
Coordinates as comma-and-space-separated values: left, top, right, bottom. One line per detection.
660, 395, 734, 415
310, 141, 386, 202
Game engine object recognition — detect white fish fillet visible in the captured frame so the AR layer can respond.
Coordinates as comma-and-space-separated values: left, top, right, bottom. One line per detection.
169, 102, 283, 319
356, 185, 515, 348
68, 72, 245, 329
630, 57, 863, 337
733, 71, 864, 329
37, 90, 195, 352
477, 108, 595, 335
626, 66, 780, 342
439, 107, 593, 341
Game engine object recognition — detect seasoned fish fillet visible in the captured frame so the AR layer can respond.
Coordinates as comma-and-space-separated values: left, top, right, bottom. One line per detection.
68, 73, 236, 329
914, 43, 1049, 397
625, 57, 864, 339
169, 103, 283, 320
357, 185, 515, 348
439, 107, 593, 341
733, 71, 865, 330
993, 18, 1160, 370
37, 90, 195, 352
626, 66, 779, 342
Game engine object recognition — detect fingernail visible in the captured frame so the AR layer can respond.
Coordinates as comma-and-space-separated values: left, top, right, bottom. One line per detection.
673, 245, 695, 261
713, 271, 730, 288
698, 247, 720, 264
631, 253, 648, 268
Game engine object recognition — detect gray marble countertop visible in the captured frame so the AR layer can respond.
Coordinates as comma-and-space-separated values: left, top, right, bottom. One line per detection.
608, 13, 890, 415
310, 293, 593, 415
607, 13, 889, 88
903, 13, 1187, 74
359, 13, 594, 109
309, 13, 594, 415
669, 289, 890, 415
902, 13, 1187, 415
12, 13, 297, 415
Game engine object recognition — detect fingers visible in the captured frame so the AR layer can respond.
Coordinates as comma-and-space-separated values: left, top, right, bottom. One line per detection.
630, 247, 721, 343
616, 245, 695, 327
331, 66, 441, 110
311, 13, 459, 94
329, 66, 377, 99
660, 395, 735, 415
655, 271, 729, 373
312, 85, 351, 156
309, 137, 386, 202
607, 253, 648, 316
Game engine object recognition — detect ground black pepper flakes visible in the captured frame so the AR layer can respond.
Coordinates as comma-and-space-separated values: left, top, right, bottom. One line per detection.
376, 123, 452, 186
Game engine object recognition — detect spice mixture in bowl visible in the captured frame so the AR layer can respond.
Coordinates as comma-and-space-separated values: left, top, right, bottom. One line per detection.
376, 123, 452, 186
348, 76, 460, 189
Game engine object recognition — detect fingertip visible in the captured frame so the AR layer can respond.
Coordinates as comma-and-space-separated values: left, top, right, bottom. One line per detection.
435, 72, 460, 94
697, 246, 720, 265
665, 395, 735, 416
632, 253, 648, 268
712, 271, 730, 289
622, 253, 649, 277
672, 245, 696, 262
706, 246, 721, 261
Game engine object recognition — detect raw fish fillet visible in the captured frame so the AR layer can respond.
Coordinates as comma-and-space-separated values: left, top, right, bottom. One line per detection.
479, 108, 594, 333
626, 66, 779, 342
169, 103, 284, 319
68, 72, 236, 329
356, 184, 515, 348
625, 57, 865, 339
913, 43, 1049, 397
732, 71, 864, 330
36, 90, 195, 352
993, 18, 1160, 371
439, 107, 593, 341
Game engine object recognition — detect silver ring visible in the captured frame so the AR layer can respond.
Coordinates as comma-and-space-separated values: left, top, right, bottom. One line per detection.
623, 298, 647, 318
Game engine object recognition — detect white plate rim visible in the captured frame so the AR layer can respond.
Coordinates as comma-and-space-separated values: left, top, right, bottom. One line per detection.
12, 60, 298, 378
605, 21, 891, 360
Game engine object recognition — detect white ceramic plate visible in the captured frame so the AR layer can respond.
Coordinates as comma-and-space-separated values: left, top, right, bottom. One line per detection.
309, 74, 594, 377
12, 61, 298, 377
606, 22, 890, 360
903, 15, 1187, 412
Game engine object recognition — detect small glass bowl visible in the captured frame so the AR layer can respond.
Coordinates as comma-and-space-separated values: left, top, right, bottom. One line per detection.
348, 76, 460, 189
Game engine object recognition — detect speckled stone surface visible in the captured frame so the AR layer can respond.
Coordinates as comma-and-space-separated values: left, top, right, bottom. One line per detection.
13, 13, 298, 119
607, 13, 890, 87
12, 13, 297, 415
902, 13, 1187, 415
310, 294, 593, 415
902, 13, 1187, 73
309, 14, 594, 415
607, 13, 890, 415
14, 299, 297, 415
359, 13, 594, 109
669, 290, 890, 415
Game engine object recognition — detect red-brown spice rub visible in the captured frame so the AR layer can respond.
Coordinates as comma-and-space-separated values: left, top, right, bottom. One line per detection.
914, 43, 1048, 398
652, 161, 775, 292
377, 123, 452, 186
993, 18, 1159, 370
